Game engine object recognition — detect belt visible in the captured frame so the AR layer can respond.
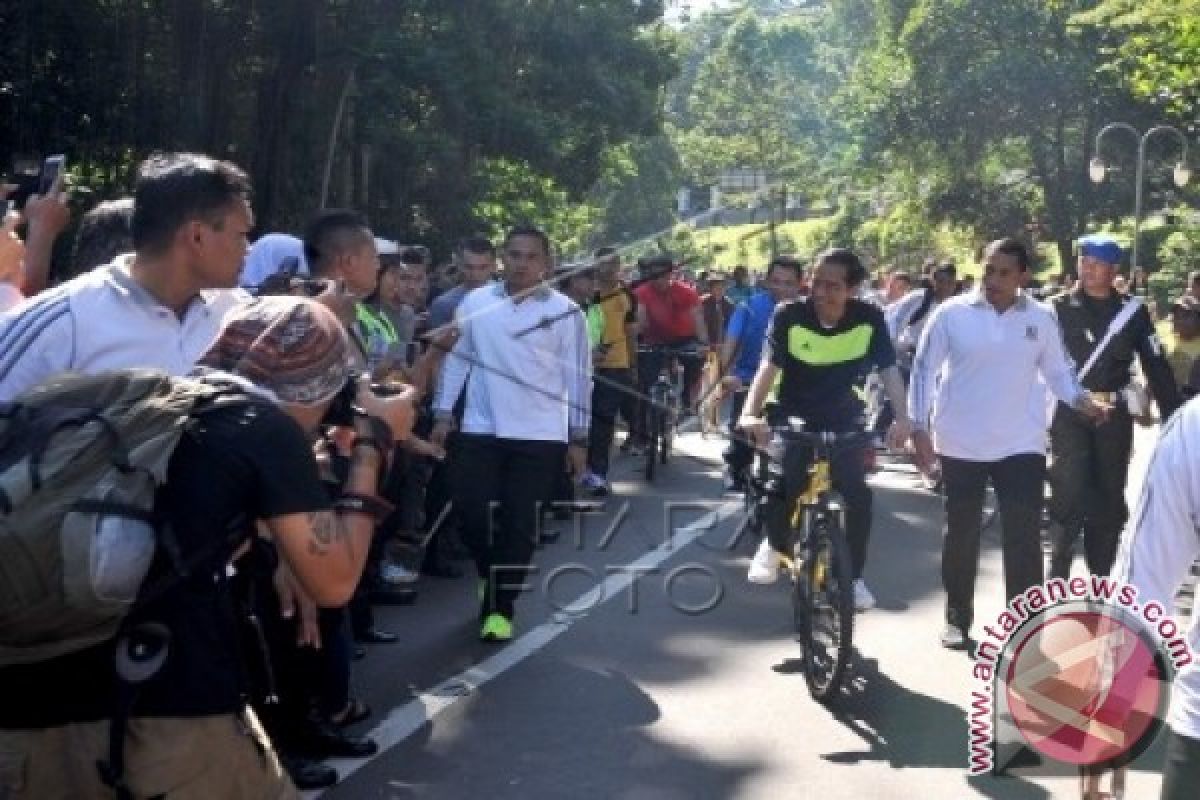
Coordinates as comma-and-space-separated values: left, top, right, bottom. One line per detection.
1087, 391, 1119, 405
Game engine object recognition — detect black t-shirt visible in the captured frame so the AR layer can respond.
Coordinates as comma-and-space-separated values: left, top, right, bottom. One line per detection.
766, 297, 896, 429
0, 400, 330, 728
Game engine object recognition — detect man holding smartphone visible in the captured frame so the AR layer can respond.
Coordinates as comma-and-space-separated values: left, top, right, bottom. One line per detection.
0, 153, 246, 402
0, 156, 72, 303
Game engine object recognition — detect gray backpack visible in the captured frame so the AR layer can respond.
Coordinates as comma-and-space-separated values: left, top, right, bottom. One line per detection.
0, 368, 246, 667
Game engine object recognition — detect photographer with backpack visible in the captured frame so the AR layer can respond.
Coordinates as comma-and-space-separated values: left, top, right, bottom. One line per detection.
0, 296, 415, 799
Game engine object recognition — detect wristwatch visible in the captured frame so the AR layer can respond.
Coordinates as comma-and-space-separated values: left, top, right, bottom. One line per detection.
333, 492, 395, 521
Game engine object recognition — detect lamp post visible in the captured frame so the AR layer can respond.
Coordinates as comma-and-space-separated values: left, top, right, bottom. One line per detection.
1088, 123, 1191, 272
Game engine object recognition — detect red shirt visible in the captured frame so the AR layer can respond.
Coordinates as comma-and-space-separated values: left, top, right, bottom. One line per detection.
636, 280, 700, 344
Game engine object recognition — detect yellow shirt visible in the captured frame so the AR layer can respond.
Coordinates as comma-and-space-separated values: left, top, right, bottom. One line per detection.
596, 285, 634, 369
1167, 336, 1200, 389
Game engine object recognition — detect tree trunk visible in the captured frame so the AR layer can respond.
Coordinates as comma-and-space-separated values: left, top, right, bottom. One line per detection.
250, 0, 319, 229
172, 0, 209, 149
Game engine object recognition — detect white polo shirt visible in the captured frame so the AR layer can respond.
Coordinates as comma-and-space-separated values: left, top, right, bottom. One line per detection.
434, 282, 591, 443
1111, 399, 1200, 740
0, 255, 247, 402
908, 289, 1085, 461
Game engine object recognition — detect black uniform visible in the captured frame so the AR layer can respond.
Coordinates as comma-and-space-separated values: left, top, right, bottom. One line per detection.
1048, 289, 1181, 578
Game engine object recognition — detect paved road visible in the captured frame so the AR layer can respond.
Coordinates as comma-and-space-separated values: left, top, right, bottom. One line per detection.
310, 429, 1173, 799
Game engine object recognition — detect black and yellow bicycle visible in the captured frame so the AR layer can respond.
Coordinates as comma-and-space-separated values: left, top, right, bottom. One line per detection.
746, 420, 865, 703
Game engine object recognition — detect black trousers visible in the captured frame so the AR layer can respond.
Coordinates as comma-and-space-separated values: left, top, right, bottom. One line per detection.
941, 453, 1046, 630
764, 437, 873, 580
1047, 405, 1133, 579
588, 367, 633, 477
1162, 729, 1200, 800
452, 434, 565, 618
722, 388, 753, 477
869, 365, 909, 436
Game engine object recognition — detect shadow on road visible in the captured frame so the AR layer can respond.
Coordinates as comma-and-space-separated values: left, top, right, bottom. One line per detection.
808, 654, 1053, 799
328, 659, 766, 799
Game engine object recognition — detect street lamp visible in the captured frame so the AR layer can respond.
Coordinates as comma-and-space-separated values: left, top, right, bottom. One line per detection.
1088, 123, 1191, 272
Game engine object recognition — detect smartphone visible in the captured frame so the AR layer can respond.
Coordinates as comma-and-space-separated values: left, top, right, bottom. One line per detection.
38, 155, 65, 195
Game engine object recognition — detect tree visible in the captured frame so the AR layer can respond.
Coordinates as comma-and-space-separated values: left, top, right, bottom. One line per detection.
674, 11, 825, 190
1074, 0, 1200, 126
0, 0, 679, 257
851, 0, 1165, 270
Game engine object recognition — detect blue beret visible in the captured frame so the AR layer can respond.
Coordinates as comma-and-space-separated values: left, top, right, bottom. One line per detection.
1078, 234, 1123, 265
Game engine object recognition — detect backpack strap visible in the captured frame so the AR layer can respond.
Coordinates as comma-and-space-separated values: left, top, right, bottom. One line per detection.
96, 622, 172, 800
906, 288, 936, 330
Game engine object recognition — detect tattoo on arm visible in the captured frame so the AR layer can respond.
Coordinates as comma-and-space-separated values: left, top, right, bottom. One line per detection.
307, 512, 343, 556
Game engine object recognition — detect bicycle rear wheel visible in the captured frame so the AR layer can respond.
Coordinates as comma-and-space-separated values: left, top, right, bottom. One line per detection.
793, 515, 854, 704
660, 413, 672, 464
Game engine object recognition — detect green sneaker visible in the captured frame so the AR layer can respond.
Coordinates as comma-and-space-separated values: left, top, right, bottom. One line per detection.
479, 613, 513, 642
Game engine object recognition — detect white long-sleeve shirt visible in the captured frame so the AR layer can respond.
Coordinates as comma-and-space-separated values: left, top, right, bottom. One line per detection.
908, 290, 1086, 461
1111, 399, 1200, 739
887, 287, 936, 345
434, 283, 591, 443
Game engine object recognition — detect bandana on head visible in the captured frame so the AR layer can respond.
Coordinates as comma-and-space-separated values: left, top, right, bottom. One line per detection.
199, 296, 352, 406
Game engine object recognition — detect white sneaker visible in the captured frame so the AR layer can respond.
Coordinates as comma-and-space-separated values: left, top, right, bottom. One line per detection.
747, 540, 782, 585
853, 579, 876, 611
380, 562, 419, 585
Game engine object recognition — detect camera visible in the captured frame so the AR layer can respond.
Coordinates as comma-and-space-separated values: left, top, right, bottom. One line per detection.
321, 374, 407, 427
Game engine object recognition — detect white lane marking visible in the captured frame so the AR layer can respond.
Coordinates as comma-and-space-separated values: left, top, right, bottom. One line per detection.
307, 499, 744, 797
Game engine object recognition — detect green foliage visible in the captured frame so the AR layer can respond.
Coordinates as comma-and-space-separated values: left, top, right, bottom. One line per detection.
0, 0, 678, 254
1073, 0, 1200, 123
674, 10, 826, 185
1152, 223, 1200, 305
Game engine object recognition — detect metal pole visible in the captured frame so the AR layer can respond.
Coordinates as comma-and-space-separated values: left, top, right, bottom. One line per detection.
1093, 123, 1190, 273
1134, 126, 1191, 272
1133, 134, 1146, 273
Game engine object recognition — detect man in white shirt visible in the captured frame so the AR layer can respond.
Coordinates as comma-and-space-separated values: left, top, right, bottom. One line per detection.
888, 262, 959, 369
906, 238, 1107, 649
1110, 400, 1200, 799
431, 225, 591, 643
0, 153, 251, 402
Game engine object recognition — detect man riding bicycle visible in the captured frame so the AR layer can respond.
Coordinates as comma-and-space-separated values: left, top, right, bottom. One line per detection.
738, 248, 911, 611
633, 255, 709, 437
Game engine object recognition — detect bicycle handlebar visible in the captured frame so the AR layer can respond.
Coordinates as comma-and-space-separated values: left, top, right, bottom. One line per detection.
767, 418, 872, 449
637, 343, 705, 357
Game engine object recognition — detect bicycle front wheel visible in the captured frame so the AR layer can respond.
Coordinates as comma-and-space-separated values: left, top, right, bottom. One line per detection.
644, 409, 661, 481
793, 514, 854, 704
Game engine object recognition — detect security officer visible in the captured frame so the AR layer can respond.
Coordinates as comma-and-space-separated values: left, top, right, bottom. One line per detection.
1047, 234, 1181, 579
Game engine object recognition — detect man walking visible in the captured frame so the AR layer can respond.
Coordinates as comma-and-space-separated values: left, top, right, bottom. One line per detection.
431, 226, 591, 642
1110, 399, 1200, 800
907, 238, 1107, 649
720, 255, 803, 491
1047, 234, 1180, 579
583, 247, 638, 495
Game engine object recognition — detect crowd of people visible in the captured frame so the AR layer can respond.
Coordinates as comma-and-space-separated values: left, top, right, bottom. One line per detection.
0, 151, 1198, 799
